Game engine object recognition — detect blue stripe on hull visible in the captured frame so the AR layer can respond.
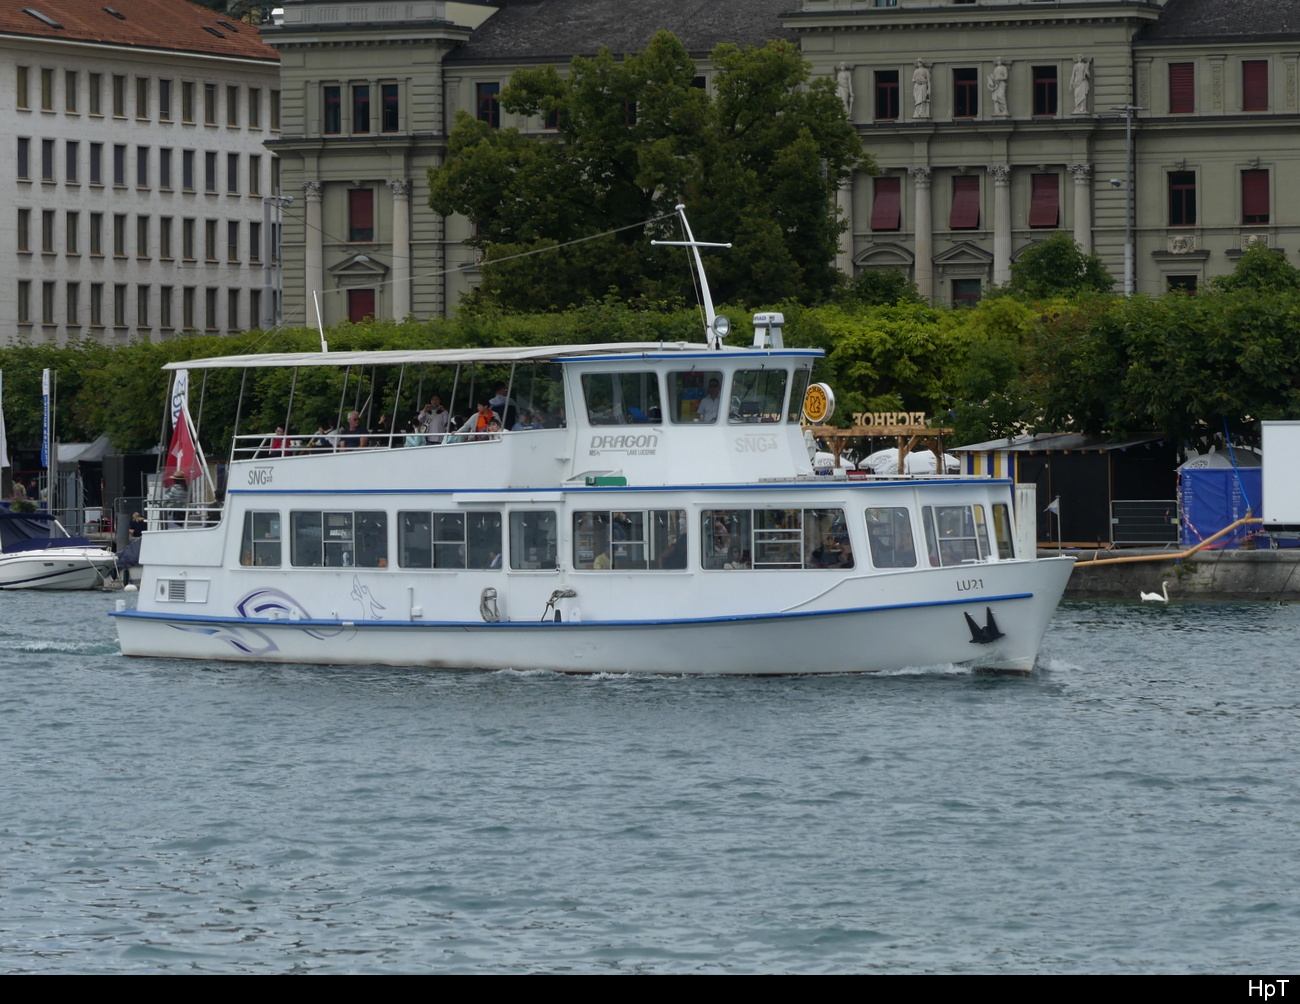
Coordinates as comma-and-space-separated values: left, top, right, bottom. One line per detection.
111, 591, 1034, 630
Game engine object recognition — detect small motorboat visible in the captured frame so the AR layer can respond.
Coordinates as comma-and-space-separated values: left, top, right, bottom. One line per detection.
0, 510, 117, 590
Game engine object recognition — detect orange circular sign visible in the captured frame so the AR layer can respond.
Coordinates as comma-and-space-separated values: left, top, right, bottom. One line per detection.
803, 383, 835, 425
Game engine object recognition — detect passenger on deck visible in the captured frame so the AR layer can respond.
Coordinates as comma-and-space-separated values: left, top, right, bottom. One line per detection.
339, 411, 369, 449
163, 474, 188, 528
697, 378, 722, 423
489, 383, 517, 430
419, 395, 450, 443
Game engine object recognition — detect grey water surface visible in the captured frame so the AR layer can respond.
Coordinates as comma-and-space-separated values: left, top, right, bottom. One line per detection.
1, 591, 1297, 973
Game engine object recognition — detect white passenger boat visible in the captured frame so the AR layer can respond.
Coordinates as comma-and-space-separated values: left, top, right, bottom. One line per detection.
113, 212, 1073, 673
0, 511, 117, 590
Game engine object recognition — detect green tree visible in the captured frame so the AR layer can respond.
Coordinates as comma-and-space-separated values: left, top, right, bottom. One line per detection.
1208, 241, 1300, 293
831, 268, 923, 307
429, 32, 867, 312
1004, 231, 1114, 300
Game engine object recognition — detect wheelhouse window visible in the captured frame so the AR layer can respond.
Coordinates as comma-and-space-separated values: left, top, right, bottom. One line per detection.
573, 510, 688, 570
667, 370, 723, 423
290, 511, 388, 567
242, 512, 282, 566
702, 509, 849, 570
398, 511, 502, 569
874, 70, 899, 121
509, 511, 557, 570
729, 369, 788, 424
865, 507, 918, 568
992, 503, 1014, 559
787, 367, 812, 424
581, 372, 662, 425
921, 504, 990, 567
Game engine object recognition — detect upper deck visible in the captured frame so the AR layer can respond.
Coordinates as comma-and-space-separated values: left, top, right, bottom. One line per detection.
172, 340, 825, 494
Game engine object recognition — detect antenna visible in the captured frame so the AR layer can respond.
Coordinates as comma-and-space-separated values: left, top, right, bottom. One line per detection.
312, 291, 329, 352
651, 204, 732, 350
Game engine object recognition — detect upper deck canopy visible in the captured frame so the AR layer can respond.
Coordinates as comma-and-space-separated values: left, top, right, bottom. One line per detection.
162, 343, 824, 371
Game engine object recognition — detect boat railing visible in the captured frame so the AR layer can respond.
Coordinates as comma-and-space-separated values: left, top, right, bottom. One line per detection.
229, 429, 509, 461
144, 500, 224, 532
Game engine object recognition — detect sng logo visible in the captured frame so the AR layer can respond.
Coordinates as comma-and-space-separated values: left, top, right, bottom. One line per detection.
734, 435, 779, 454
247, 466, 274, 486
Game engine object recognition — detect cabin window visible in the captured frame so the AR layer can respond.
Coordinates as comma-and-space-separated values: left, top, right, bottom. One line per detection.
398, 510, 501, 569
240, 511, 281, 566
921, 504, 990, 567
290, 510, 388, 567
573, 510, 688, 569
509, 511, 557, 569
702, 509, 849, 570
667, 370, 724, 424
864, 507, 918, 568
992, 503, 1015, 559
581, 372, 661, 425
787, 367, 812, 423
728, 369, 788, 424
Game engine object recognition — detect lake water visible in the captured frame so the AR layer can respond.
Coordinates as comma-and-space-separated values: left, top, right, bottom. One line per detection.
1, 591, 1297, 973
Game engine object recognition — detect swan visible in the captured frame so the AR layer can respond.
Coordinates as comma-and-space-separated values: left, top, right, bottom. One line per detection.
1140, 581, 1170, 602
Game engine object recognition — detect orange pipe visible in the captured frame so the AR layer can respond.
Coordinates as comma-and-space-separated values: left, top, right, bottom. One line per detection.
1072, 516, 1263, 568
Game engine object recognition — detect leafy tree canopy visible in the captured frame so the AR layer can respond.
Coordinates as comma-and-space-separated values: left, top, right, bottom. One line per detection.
428, 32, 868, 312
1208, 241, 1300, 294
1003, 231, 1114, 300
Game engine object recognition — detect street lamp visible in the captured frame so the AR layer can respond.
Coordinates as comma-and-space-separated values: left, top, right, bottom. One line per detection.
1111, 104, 1144, 296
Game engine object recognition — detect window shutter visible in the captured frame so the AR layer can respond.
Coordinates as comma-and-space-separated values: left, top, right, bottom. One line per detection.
1242, 170, 1269, 223
1243, 61, 1268, 111
870, 177, 901, 231
1028, 174, 1060, 228
950, 176, 980, 229
1169, 63, 1195, 114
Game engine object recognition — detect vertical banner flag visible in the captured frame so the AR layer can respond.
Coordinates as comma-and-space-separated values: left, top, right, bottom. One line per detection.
41, 368, 51, 469
171, 368, 189, 427
0, 371, 9, 469
164, 396, 204, 488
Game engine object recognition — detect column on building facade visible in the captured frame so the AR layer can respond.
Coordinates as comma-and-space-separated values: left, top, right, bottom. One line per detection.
989, 164, 1012, 286
302, 181, 324, 326
388, 179, 412, 319
910, 166, 933, 300
1067, 163, 1093, 253
836, 178, 854, 276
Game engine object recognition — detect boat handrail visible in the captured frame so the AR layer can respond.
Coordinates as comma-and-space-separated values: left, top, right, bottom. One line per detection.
228, 428, 512, 460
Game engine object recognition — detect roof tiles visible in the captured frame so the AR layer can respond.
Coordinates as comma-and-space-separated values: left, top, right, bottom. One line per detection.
0, 0, 278, 61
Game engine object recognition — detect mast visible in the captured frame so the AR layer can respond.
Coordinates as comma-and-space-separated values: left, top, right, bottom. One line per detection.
651, 205, 732, 350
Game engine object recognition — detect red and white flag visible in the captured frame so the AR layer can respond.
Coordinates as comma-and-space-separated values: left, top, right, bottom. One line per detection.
163, 399, 205, 487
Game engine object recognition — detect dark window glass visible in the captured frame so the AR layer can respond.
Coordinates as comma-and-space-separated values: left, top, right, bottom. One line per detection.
1032, 65, 1058, 116
953, 68, 978, 117
352, 85, 370, 133
381, 84, 399, 132
875, 70, 899, 120
477, 82, 500, 127
324, 85, 341, 134
1169, 171, 1196, 225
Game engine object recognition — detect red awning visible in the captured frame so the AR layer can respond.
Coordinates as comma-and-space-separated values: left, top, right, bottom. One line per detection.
870, 177, 901, 231
1029, 174, 1059, 228
950, 176, 980, 229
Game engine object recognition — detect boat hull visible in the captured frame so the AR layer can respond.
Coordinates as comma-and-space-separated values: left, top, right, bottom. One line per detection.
0, 550, 115, 590
113, 557, 1073, 674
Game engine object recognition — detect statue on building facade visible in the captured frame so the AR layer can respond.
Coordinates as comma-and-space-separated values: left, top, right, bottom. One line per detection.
987, 58, 1009, 117
1071, 55, 1091, 114
835, 63, 854, 116
912, 59, 931, 119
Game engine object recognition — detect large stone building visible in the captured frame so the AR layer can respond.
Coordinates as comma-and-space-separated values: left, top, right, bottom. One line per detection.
3, 0, 281, 346
267, 0, 1300, 322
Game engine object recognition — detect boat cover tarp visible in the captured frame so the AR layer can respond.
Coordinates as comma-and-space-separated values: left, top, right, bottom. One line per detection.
1179, 467, 1266, 548
0, 512, 96, 553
